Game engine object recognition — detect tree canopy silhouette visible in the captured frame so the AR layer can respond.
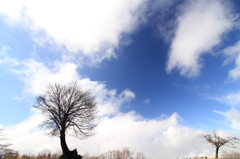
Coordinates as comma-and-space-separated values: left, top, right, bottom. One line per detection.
35, 82, 97, 159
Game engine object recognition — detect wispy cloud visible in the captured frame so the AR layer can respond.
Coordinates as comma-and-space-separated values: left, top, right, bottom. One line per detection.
213, 91, 240, 130
166, 0, 233, 78
215, 108, 240, 130
14, 96, 26, 101
213, 92, 240, 107
143, 98, 150, 104
222, 41, 240, 81
0, 45, 19, 66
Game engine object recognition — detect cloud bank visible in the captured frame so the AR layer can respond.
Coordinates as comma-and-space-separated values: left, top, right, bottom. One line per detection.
6, 109, 215, 159
166, 0, 233, 78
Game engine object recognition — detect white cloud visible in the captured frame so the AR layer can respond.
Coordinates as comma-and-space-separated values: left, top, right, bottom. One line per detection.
5, 108, 61, 154
222, 41, 240, 66
0, 0, 148, 65
76, 78, 135, 116
225, 109, 240, 130
166, 0, 233, 78
222, 41, 240, 81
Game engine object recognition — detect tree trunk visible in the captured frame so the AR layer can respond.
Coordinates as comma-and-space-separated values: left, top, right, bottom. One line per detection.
60, 131, 82, 159
215, 147, 219, 158
60, 131, 70, 157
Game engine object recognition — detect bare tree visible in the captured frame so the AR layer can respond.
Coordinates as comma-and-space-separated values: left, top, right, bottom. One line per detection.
199, 130, 239, 158
121, 147, 133, 159
35, 82, 97, 159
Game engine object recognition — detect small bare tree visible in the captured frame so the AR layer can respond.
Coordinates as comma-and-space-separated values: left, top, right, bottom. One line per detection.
222, 150, 240, 158
199, 130, 239, 158
0, 129, 12, 159
136, 152, 146, 159
35, 82, 97, 159
3, 149, 19, 159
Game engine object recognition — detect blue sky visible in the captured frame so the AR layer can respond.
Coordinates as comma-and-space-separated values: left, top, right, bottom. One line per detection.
1, 0, 240, 158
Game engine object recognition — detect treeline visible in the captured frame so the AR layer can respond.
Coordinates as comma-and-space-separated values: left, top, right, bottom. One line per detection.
82, 147, 147, 159
0, 149, 59, 159
0, 148, 147, 159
